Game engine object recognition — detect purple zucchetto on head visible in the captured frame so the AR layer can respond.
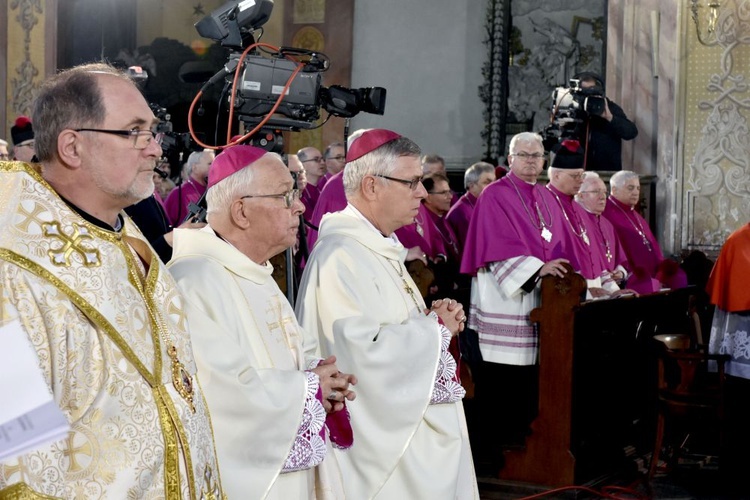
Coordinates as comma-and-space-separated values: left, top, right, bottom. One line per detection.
551, 139, 585, 170
207, 146, 268, 189
346, 129, 401, 163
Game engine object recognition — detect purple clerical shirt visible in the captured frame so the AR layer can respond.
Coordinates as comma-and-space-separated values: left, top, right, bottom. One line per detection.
306, 171, 347, 250
461, 172, 564, 275
580, 210, 628, 274
395, 204, 450, 260
541, 184, 600, 280
445, 192, 477, 257
301, 176, 328, 222
602, 196, 663, 276
164, 177, 206, 226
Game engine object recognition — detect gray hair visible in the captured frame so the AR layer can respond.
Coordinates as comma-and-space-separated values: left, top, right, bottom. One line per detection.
32, 63, 133, 162
0, 139, 7, 148
576, 171, 604, 200
324, 142, 345, 158
184, 150, 208, 177
464, 161, 494, 190
343, 136, 421, 197
205, 152, 284, 218
610, 170, 639, 189
508, 132, 544, 155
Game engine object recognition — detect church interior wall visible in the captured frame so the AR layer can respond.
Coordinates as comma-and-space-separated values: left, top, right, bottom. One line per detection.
2, 0, 749, 257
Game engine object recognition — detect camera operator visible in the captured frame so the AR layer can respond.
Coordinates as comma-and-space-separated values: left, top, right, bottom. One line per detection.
576, 72, 638, 171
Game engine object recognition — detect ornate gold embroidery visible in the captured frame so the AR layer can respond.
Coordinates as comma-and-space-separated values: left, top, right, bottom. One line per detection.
155, 386, 182, 500
200, 465, 221, 500
0, 482, 62, 500
43, 222, 101, 267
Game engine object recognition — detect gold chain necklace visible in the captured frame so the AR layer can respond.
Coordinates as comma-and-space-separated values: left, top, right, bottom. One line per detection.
387, 258, 423, 311
123, 237, 195, 412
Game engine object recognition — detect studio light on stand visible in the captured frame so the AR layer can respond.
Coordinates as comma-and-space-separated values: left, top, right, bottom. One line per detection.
690, 0, 721, 46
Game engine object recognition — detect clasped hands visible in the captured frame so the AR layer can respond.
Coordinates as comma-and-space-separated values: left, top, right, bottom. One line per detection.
311, 355, 357, 413
425, 298, 465, 336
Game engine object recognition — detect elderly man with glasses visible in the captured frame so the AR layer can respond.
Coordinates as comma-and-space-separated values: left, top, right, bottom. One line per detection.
0, 62, 225, 497
575, 171, 630, 293
296, 129, 477, 499
168, 146, 356, 499
323, 141, 346, 178
461, 132, 570, 473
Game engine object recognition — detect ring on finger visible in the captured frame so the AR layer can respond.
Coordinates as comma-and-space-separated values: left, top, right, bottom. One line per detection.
327, 391, 339, 401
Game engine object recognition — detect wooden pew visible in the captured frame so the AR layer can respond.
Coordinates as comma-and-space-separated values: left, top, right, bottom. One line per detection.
499, 264, 694, 486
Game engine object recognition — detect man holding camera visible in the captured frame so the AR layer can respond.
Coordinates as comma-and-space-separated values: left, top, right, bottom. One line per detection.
576, 72, 638, 171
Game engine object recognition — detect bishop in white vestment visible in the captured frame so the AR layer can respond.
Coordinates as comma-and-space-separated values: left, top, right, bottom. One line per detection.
169, 146, 354, 500
296, 129, 478, 500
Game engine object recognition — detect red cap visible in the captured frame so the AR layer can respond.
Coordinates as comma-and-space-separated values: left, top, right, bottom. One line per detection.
207, 146, 267, 189
346, 129, 401, 162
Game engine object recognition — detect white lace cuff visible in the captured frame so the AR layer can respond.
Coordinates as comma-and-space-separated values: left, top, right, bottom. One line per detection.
428, 311, 466, 404
281, 371, 327, 472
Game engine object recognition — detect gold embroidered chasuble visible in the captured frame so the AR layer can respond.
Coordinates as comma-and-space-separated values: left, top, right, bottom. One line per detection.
0, 162, 223, 499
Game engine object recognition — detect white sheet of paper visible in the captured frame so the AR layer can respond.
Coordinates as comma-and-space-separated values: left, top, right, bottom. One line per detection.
0, 320, 53, 423
0, 319, 70, 461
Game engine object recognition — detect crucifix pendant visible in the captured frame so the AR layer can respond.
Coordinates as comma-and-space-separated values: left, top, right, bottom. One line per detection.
606, 248, 613, 263
541, 227, 552, 242
582, 230, 590, 246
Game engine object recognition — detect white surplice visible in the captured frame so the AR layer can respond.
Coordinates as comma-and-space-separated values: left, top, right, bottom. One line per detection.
169, 225, 344, 500
0, 162, 223, 499
295, 206, 478, 500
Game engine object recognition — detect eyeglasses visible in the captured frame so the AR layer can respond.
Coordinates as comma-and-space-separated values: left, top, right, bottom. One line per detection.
15, 141, 35, 149
327, 155, 346, 161
301, 156, 325, 163
241, 188, 301, 209
579, 189, 607, 195
0, 153, 9, 160
512, 152, 545, 160
428, 190, 452, 196
374, 174, 423, 191
565, 172, 586, 180
74, 128, 163, 150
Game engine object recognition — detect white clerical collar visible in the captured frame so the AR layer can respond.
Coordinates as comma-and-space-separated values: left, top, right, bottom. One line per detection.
343, 204, 401, 247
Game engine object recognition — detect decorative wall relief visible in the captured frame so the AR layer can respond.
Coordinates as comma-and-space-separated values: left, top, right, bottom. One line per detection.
684, 0, 750, 250
9, 0, 43, 116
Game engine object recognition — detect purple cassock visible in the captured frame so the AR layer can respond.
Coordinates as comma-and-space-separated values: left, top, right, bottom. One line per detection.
602, 196, 663, 276
395, 204, 457, 261
445, 192, 477, 256
164, 178, 206, 225
580, 210, 628, 275
541, 184, 601, 280
461, 172, 565, 276
300, 176, 328, 222
306, 171, 347, 250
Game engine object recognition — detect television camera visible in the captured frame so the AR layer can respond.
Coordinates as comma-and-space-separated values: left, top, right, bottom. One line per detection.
194, 0, 386, 146
541, 78, 606, 149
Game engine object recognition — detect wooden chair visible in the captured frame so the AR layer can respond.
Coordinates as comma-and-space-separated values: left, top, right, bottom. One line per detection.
648, 334, 729, 480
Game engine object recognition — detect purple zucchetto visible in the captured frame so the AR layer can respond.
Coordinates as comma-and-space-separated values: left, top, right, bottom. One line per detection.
346, 129, 401, 163
207, 146, 268, 189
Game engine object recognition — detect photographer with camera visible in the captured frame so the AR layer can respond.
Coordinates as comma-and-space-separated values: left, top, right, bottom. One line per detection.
575, 72, 638, 171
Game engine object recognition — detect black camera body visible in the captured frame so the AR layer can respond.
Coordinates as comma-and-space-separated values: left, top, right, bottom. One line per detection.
231, 49, 386, 131
541, 79, 607, 149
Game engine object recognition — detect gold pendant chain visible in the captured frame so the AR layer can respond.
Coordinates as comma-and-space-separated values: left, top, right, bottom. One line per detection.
387, 258, 423, 312
123, 237, 196, 412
